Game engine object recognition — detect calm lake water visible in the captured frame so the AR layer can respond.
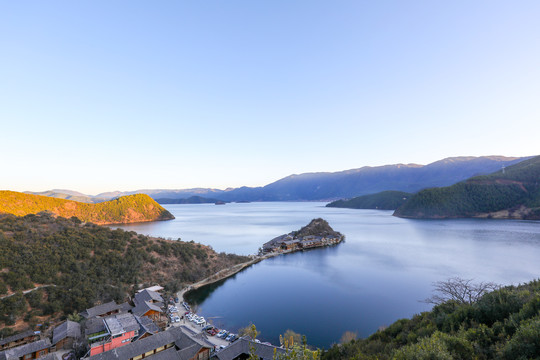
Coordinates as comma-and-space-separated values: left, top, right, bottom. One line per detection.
115, 202, 540, 348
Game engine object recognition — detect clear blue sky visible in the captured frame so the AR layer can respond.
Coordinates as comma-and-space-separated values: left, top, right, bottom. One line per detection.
1, 1, 539, 195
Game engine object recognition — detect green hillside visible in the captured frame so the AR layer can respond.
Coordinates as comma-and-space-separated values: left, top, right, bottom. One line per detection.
322, 278, 540, 360
0, 190, 175, 224
326, 191, 412, 210
394, 155, 540, 219
0, 213, 248, 333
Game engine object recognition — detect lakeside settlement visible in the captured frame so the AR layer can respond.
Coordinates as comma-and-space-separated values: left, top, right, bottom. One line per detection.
0, 219, 343, 360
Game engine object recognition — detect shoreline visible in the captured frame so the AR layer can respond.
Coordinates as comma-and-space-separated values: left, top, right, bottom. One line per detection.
177, 252, 282, 302
177, 243, 341, 303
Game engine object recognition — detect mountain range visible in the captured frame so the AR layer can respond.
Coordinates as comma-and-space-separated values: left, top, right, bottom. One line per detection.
25, 156, 530, 203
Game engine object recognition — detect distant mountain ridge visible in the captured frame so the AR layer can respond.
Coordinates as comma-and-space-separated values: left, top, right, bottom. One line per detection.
26, 155, 530, 202
394, 155, 540, 219
0, 191, 174, 224
156, 196, 225, 204
326, 191, 412, 210
25, 189, 110, 203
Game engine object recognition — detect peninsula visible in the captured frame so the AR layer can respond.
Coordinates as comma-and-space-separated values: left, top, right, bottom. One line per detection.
260, 218, 344, 255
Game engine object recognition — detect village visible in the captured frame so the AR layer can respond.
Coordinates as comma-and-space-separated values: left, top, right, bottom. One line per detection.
0, 285, 287, 360
0, 219, 343, 360
260, 218, 345, 256
260, 234, 344, 255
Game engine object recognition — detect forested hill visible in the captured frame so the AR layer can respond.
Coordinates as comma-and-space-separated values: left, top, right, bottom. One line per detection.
394, 155, 540, 219
322, 278, 540, 359
326, 191, 412, 210
0, 191, 174, 225
0, 213, 249, 334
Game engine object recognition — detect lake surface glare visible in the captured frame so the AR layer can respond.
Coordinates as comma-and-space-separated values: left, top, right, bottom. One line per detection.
115, 202, 540, 348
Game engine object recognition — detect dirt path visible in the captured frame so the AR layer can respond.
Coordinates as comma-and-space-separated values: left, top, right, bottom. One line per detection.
0, 284, 56, 300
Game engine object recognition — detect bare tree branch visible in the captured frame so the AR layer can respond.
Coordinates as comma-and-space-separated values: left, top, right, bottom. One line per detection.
423, 277, 499, 305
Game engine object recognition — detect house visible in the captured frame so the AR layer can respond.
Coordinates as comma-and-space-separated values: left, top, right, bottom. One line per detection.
81, 302, 124, 319
134, 317, 159, 341
52, 321, 81, 351
134, 290, 164, 307
85, 318, 109, 347
0, 338, 51, 360
86, 326, 213, 360
0, 331, 40, 351
261, 235, 293, 253
212, 337, 286, 360
280, 240, 300, 251
132, 301, 163, 323
89, 313, 140, 356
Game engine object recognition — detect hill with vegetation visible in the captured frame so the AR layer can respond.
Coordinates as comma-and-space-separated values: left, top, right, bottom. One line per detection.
0, 191, 175, 224
326, 191, 412, 210
322, 278, 540, 359
292, 218, 343, 238
394, 155, 540, 219
0, 213, 249, 335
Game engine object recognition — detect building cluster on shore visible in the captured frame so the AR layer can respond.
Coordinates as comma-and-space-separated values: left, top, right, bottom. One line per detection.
0, 286, 285, 360
261, 234, 344, 254
1, 218, 344, 360
260, 218, 345, 255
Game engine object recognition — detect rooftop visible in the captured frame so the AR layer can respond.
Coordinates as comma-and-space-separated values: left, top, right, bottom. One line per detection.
0, 330, 38, 347
213, 337, 286, 360
81, 301, 122, 319
104, 313, 139, 336
87, 326, 211, 360
0, 339, 51, 360
52, 320, 81, 345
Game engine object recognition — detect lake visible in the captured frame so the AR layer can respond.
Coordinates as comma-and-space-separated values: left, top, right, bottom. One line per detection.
114, 202, 540, 348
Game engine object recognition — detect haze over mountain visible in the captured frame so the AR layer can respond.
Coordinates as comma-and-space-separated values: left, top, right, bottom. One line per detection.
27, 156, 530, 203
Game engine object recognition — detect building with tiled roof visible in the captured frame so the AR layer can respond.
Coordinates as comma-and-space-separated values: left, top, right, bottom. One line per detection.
0, 338, 51, 360
213, 337, 286, 360
52, 320, 81, 350
0, 330, 40, 351
87, 326, 212, 360
81, 301, 124, 319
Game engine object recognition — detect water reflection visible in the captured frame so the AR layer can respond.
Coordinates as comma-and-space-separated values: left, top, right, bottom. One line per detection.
114, 202, 540, 348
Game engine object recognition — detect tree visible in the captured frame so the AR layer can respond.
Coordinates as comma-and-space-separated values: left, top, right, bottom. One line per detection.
423, 277, 499, 305
67, 311, 83, 322
239, 323, 261, 339
280, 329, 303, 349
339, 331, 357, 344
275, 334, 320, 360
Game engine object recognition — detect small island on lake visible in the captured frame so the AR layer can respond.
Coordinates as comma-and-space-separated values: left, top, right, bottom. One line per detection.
260, 218, 344, 255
